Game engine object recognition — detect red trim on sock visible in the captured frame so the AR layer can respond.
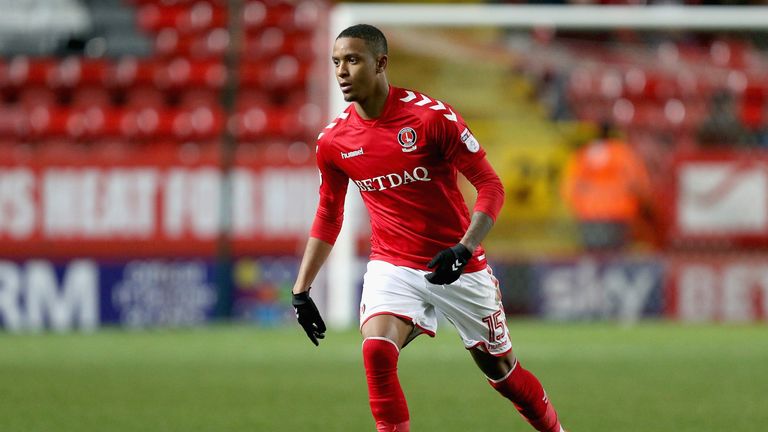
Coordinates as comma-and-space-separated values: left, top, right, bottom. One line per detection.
376, 420, 411, 431
489, 361, 561, 432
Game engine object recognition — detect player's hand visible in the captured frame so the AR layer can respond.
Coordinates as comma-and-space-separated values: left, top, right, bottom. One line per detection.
425, 243, 472, 285
292, 290, 326, 346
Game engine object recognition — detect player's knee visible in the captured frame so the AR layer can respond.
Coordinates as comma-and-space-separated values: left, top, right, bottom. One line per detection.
363, 337, 400, 371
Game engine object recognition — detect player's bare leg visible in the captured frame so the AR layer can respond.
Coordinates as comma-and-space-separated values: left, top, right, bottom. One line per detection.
361, 314, 414, 432
471, 348, 565, 432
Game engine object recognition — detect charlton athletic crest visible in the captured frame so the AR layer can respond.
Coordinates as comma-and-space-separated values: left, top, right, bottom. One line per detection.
397, 127, 418, 152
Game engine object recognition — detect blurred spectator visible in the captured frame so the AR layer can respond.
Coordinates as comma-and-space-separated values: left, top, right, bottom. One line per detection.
536, 68, 572, 121
561, 122, 652, 251
697, 89, 756, 147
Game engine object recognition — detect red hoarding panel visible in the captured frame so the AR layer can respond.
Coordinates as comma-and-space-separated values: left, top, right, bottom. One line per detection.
666, 254, 768, 322
669, 151, 768, 248
0, 151, 318, 258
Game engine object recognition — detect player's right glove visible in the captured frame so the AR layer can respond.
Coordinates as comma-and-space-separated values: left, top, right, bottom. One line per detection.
292, 290, 326, 346
425, 243, 472, 285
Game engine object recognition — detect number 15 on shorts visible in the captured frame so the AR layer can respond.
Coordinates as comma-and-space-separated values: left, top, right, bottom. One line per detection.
482, 309, 507, 342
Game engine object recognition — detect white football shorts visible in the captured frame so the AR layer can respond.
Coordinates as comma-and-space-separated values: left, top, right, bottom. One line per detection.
359, 260, 513, 356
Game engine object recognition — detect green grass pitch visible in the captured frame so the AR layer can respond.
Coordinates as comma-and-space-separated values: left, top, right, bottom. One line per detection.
1, 321, 766, 432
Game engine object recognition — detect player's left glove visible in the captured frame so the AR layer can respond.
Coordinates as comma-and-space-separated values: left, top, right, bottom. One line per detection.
292, 290, 326, 346
425, 243, 472, 285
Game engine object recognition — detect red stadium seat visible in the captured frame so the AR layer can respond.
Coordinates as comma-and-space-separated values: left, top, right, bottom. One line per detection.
710, 39, 752, 69
294, 102, 321, 137
111, 58, 226, 90
675, 69, 712, 101
185, 2, 228, 32
292, 0, 323, 30
242, 0, 320, 32
7, 57, 57, 87
119, 105, 224, 141
0, 59, 7, 89
120, 107, 170, 139
179, 88, 219, 108
243, 28, 314, 60
662, 98, 688, 131
172, 105, 225, 140
743, 77, 768, 102
35, 139, 90, 162
154, 28, 183, 57
231, 101, 315, 140
0, 105, 23, 138
21, 106, 70, 139
71, 86, 112, 108
51, 57, 109, 88
154, 28, 229, 58
175, 139, 222, 161
242, 1, 277, 30
740, 100, 764, 130
137, 4, 188, 31
239, 56, 307, 90
90, 139, 136, 160
155, 58, 227, 89
61, 106, 126, 140
18, 87, 57, 109
125, 85, 166, 108
231, 105, 268, 139
137, 2, 227, 33
235, 89, 270, 109
623, 70, 676, 102
611, 98, 635, 127
111, 57, 161, 88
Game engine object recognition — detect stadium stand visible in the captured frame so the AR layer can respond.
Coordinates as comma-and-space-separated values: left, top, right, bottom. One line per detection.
519, 32, 768, 171
0, 0, 324, 162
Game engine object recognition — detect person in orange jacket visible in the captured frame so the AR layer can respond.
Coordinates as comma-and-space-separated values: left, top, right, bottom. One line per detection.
561, 122, 652, 251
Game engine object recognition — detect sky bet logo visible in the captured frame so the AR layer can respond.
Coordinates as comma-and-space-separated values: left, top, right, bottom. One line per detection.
353, 167, 431, 192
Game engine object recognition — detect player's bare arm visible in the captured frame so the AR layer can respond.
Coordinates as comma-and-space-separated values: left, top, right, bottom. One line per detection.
292, 237, 334, 295
460, 211, 495, 252
427, 155, 504, 285
425, 211, 495, 285
291, 237, 333, 346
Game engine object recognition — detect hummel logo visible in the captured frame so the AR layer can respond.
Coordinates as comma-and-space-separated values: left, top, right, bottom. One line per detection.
341, 148, 364, 159
451, 259, 461, 271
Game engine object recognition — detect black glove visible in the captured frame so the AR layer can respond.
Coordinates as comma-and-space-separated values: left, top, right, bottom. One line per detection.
425, 243, 472, 285
292, 290, 326, 346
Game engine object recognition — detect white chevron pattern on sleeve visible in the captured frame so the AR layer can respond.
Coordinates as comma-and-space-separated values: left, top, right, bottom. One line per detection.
400, 90, 458, 122
415, 94, 432, 106
318, 110, 352, 140
430, 100, 445, 111
400, 91, 417, 102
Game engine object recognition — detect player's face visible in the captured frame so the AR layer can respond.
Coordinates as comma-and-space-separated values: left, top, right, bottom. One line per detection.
332, 37, 381, 102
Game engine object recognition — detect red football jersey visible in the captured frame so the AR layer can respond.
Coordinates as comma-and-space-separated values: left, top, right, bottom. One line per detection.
310, 86, 504, 273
